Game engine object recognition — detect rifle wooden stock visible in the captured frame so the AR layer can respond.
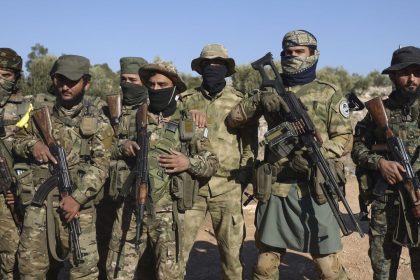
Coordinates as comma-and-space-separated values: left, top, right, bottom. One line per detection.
32, 106, 55, 147
365, 97, 394, 139
106, 94, 122, 132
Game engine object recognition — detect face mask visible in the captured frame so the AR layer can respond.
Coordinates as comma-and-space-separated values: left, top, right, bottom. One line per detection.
148, 86, 177, 117
281, 51, 319, 75
0, 77, 15, 106
120, 82, 148, 106
202, 64, 227, 95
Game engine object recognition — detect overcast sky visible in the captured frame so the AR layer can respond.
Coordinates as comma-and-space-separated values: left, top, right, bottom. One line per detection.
4, 0, 419, 76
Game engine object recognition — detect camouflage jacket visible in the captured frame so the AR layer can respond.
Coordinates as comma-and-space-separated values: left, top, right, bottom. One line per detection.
13, 96, 113, 206
352, 93, 420, 173
108, 103, 219, 205
180, 84, 257, 196
229, 79, 352, 184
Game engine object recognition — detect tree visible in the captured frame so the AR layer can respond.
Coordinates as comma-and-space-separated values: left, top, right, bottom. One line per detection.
89, 63, 119, 99
25, 55, 57, 96
26, 43, 49, 71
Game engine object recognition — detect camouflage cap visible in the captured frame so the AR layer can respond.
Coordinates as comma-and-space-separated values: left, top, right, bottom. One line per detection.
382, 46, 420, 74
282, 30, 318, 49
0, 48, 22, 72
191, 44, 236, 77
139, 61, 187, 93
120, 57, 148, 74
50, 54, 91, 81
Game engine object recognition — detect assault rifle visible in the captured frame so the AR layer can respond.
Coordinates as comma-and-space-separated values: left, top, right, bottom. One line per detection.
106, 93, 122, 133
365, 97, 420, 207
31, 106, 83, 265
119, 103, 149, 249
0, 141, 21, 228
251, 52, 364, 237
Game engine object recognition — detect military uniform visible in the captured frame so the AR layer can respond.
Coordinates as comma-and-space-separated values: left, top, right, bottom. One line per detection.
352, 94, 420, 280
227, 31, 352, 280
106, 62, 219, 280
0, 48, 29, 280
180, 83, 257, 279
13, 55, 113, 279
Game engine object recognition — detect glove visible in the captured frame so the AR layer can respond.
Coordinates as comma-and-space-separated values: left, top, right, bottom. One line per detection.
289, 152, 311, 174
261, 91, 288, 113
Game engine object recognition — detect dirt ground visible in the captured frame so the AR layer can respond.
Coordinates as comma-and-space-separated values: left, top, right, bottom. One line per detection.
185, 175, 413, 280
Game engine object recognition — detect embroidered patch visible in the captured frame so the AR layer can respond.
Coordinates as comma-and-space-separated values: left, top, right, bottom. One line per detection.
339, 100, 350, 118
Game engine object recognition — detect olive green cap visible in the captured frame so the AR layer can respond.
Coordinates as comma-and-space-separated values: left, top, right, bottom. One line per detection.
120, 57, 148, 74
0, 48, 22, 72
50, 54, 90, 81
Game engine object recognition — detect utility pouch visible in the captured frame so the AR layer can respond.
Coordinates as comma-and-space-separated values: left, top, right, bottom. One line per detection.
14, 163, 35, 205
170, 172, 199, 212
179, 119, 195, 141
109, 160, 130, 201
79, 117, 98, 136
254, 161, 277, 203
262, 122, 299, 159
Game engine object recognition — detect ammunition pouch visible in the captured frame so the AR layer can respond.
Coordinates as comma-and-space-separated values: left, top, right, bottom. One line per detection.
109, 160, 131, 201
14, 163, 36, 205
179, 118, 195, 141
170, 172, 199, 212
262, 122, 299, 160
254, 161, 277, 203
79, 116, 98, 137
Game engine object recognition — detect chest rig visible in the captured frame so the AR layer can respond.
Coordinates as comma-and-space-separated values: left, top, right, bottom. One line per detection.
147, 111, 197, 207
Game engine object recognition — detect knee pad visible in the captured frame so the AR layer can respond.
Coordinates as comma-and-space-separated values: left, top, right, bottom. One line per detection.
253, 251, 281, 277
312, 253, 348, 280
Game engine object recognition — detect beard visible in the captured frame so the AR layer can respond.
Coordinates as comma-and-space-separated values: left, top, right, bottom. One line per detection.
395, 82, 420, 104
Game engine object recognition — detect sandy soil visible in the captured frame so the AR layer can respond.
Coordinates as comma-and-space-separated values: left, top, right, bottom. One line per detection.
185, 175, 413, 280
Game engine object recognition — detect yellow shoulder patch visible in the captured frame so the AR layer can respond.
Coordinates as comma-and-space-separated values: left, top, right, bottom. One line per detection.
16, 103, 33, 129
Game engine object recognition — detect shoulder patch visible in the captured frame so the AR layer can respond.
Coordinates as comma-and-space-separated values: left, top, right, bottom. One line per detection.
339, 100, 350, 118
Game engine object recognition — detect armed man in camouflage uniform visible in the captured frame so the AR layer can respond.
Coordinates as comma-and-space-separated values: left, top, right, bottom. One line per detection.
352, 46, 420, 280
227, 30, 352, 280
106, 61, 219, 280
0, 48, 30, 279
179, 44, 257, 280
13, 54, 113, 279
97, 56, 149, 279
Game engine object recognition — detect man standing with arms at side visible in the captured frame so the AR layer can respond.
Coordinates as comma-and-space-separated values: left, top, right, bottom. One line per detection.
13, 54, 113, 279
180, 44, 257, 280
0, 48, 29, 280
352, 46, 420, 280
227, 30, 352, 280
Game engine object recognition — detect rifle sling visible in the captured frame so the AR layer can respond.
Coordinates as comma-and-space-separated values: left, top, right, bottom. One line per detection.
46, 192, 69, 262
32, 175, 59, 206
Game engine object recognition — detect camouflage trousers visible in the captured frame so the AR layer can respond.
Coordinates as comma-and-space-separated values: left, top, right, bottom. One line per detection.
18, 204, 99, 280
369, 197, 420, 280
106, 199, 184, 280
181, 186, 245, 280
253, 240, 348, 280
0, 196, 19, 280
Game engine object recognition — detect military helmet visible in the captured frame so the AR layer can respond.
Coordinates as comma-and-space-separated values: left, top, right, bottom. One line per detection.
382, 46, 420, 74
120, 57, 148, 74
139, 61, 187, 93
50, 54, 91, 81
0, 48, 23, 72
191, 44, 236, 77
282, 30, 318, 50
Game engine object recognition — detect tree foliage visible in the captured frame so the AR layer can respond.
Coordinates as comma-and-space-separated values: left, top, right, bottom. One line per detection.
25, 55, 57, 96
89, 63, 119, 99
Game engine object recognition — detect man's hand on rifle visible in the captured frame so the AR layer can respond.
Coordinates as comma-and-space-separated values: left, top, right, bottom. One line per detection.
122, 140, 140, 157
60, 195, 81, 222
5, 191, 15, 205
190, 110, 207, 128
378, 158, 406, 185
32, 141, 57, 164
158, 148, 189, 173
261, 91, 288, 113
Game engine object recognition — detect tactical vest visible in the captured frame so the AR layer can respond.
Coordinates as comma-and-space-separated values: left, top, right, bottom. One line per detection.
15, 97, 105, 206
